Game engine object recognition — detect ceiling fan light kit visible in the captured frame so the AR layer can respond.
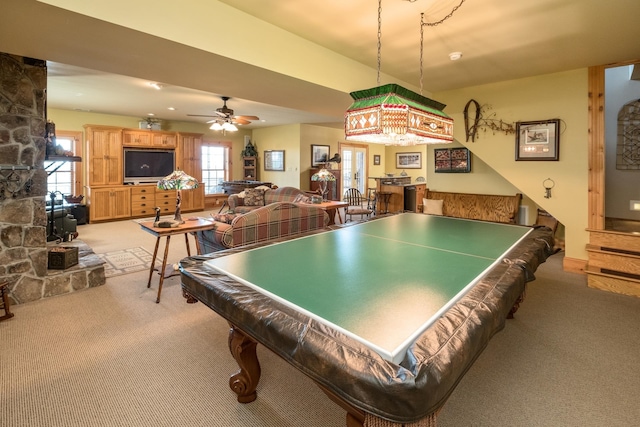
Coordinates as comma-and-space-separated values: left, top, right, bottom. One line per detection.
189, 96, 259, 132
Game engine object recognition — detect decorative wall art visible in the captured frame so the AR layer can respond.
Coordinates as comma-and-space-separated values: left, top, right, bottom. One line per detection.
434, 148, 471, 173
311, 145, 330, 167
264, 150, 285, 171
396, 152, 422, 169
515, 119, 560, 161
616, 99, 640, 170
373, 154, 381, 165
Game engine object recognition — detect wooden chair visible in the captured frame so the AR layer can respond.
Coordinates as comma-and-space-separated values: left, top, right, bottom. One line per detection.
534, 209, 558, 234
343, 188, 373, 222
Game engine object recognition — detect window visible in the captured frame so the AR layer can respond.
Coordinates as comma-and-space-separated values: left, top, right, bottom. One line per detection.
45, 131, 82, 197
201, 142, 231, 195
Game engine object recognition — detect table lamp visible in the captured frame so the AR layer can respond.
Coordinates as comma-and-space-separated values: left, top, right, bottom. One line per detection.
311, 168, 336, 201
157, 170, 199, 225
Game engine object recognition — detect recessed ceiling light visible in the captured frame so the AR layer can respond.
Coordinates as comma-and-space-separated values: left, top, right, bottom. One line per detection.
148, 82, 163, 90
449, 52, 462, 61
167, 107, 176, 111
147, 113, 155, 116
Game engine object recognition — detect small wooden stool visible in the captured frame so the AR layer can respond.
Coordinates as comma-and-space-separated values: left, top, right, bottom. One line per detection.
0, 281, 15, 322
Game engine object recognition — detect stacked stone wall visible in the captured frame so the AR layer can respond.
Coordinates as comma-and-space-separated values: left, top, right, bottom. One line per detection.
0, 53, 104, 305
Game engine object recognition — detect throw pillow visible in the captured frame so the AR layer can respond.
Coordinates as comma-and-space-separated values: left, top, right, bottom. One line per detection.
211, 213, 237, 224
244, 188, 266, 206
423, 198, 444, 216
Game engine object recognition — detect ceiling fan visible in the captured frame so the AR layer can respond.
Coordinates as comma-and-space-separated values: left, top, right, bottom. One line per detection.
187, 96, 259, 127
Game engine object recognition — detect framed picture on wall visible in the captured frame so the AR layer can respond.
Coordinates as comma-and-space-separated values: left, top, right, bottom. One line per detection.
434, 148, 471, 173
264, 150, 285, 171
373, 154, 381, 165
396, 152, 422, 169
515, 119, 560, 161
311, 145, 330, 167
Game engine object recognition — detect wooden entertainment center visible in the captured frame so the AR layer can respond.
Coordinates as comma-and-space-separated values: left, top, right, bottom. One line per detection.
84, 125, 205, 223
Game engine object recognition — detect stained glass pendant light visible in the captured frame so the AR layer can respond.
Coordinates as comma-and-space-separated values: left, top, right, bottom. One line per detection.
344, 0, 458, 146
345, 83, 453, 145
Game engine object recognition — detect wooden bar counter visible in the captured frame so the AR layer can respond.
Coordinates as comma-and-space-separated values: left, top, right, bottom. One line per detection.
370, 176, 426, 214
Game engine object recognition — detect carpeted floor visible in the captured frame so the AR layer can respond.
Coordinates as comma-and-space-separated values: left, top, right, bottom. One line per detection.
1, 215, 640, 426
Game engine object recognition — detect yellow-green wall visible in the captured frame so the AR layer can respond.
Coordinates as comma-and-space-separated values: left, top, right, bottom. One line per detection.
434, 68, 589, 261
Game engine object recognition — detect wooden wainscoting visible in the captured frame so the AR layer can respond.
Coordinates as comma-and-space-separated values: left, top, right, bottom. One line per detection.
586, 229, 640, 297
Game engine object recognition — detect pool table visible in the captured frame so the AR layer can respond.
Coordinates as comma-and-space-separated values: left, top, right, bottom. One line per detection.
180, 214, 554, 426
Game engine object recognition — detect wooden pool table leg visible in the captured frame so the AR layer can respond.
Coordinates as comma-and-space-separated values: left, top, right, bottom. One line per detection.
317, 383, 366, 426
228, 324, 261, 403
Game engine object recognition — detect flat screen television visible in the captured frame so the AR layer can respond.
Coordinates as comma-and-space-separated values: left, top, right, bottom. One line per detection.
123, 148, 175, 183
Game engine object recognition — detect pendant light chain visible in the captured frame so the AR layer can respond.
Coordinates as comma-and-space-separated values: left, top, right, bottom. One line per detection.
419, 0, 467, 95
377, 0, 382, 85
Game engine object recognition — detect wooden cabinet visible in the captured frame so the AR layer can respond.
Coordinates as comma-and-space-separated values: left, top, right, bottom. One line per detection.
123, 130, 152, 146
243, 157, 257, 180
310, 168, 341, 201
123, 130, 176, 148
86, 127, 203, 221
177, 133, 205, 212
128, 185, 174, 218
154, 187, 175, 215
85, 125, 123, 186
151, 132, 176, 148
88, 186, 131, 222
131, 185, 159, 217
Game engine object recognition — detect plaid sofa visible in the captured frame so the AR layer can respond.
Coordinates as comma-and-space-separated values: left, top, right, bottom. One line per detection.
228, 186, 309, 214
196, 202, 329, 253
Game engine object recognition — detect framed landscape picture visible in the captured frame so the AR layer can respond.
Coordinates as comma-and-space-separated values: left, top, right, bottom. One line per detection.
515, 119, 560, 161
396, 152, 422, 169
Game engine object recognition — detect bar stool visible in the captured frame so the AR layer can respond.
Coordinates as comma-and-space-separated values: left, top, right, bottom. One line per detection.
0, 281, 14, 322
377, 192, 392, 214
366, 188, 377, 212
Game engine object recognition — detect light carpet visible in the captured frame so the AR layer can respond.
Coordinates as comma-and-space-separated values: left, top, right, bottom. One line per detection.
96, 247, 156, 277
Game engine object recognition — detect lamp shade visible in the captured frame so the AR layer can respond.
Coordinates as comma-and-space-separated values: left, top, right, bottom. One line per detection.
311, 168, 336, 182
157, 170, 199, 190
345, 84, 454, 145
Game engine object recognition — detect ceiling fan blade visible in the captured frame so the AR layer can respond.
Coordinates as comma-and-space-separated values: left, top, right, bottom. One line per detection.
205, 119, 220, 124
236, 115, 259, 121
232, 118, 251, 125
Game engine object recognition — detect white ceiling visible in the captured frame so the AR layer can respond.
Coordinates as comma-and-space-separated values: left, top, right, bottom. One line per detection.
4, 0, 640, 130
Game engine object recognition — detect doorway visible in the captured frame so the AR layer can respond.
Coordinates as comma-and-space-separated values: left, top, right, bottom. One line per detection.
341, 143, 368, 195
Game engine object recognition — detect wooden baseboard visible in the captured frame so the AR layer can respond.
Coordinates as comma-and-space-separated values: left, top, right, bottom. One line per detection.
563, 257, 587, 274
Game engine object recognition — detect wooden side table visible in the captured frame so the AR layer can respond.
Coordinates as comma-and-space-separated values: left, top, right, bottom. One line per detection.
0, 281, 15, 322
139, 218, 216, 303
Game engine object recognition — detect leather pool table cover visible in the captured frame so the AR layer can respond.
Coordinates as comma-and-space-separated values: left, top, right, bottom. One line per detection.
180, 214, 555, 423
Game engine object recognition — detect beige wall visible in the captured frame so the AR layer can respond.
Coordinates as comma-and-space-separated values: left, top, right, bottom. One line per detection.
434, 68, 589, 261
251, 124, 302, 188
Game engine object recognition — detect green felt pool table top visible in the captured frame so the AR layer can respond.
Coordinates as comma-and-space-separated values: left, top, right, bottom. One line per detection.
203, 213, 531, 363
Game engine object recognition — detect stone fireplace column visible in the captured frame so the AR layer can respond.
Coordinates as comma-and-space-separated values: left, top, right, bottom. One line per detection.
0, 53, 105, 305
